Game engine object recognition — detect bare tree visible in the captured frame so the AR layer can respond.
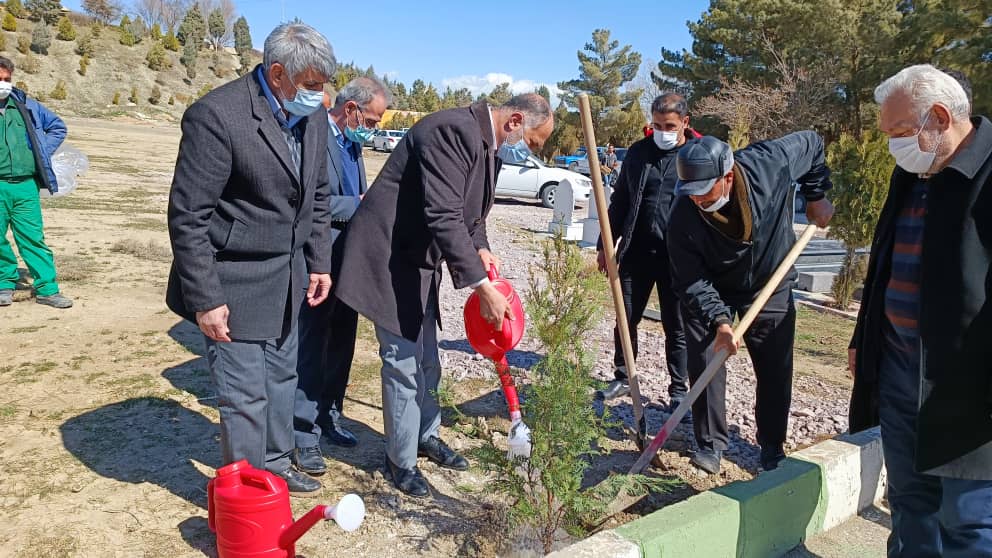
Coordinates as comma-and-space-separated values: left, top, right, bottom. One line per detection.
196, 0, 234, 47
161, 0, 190, 32
694, 35, 838, 146
134, 0, 164, 27
82, 0, 124, 24
626, 59, 664, 118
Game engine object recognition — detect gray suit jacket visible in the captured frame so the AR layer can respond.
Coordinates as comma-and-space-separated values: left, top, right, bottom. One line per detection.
326, 124, 368, 245
166, 66, 333, 341
334, 101, 497, 341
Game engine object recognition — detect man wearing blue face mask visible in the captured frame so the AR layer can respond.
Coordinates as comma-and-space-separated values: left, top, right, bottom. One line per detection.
291, 78, 390, 477
851, 64, 992, 558
334, 94, 554, 497
666, 132, 834, 476
167, 22, 335, 494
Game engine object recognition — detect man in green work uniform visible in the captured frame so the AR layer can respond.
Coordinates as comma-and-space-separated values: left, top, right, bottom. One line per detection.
0, 56, 71, 309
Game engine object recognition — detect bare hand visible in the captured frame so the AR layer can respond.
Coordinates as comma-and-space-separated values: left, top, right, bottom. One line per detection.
596, 250, 608, 274
848, 348, 856, 378
714, 323, 739, 357
806, 198, 835, 228
307, 273, 332, 306
477, 282, 513, 330
478, 248, 501, 275
197, 305, 232, 342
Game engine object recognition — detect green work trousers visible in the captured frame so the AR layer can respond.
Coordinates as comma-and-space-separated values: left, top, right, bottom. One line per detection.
0, 177, 59, 296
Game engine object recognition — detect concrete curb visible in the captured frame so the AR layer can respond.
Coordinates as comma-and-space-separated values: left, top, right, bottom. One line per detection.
549, 427, 885, 558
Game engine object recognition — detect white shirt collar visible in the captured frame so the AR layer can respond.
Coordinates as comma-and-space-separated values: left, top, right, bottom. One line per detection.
487, 105, 498, 147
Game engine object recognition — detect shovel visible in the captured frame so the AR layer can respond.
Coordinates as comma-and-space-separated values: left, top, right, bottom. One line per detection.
464, 264, 531, 458
577, 93, 648, 448
590, 224, 820, 523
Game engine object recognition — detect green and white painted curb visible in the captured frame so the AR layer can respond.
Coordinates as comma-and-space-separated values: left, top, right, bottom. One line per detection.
550, 427, 885, 558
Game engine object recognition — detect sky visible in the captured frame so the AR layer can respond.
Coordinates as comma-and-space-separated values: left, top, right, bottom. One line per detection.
60, 0, 710, 98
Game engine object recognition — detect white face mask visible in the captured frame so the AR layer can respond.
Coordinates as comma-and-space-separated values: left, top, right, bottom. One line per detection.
654, 130, 680, 150
0, 81, 12, 100
700, 179, 730, 213
888, 112, 940, 174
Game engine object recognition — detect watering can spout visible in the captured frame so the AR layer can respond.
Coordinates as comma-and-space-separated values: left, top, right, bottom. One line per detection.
279, 494, 367, 549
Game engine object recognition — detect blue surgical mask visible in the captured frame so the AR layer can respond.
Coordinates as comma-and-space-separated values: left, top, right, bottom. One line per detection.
498, 137, 532, 164
344, 106, 377, 144
282, 87, 324, 117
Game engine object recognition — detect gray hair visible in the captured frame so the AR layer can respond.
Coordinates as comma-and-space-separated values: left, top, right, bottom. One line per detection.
263, 22, 336, 80
500, 93, 552, 129
874, 64, 971, 121
0, 56, 14, 74
335, 77, 394, 109
651, 92, 688, 118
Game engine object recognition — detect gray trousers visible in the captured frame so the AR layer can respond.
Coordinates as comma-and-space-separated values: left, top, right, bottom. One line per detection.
205, 324, 298, 473
375, 289, 442, 470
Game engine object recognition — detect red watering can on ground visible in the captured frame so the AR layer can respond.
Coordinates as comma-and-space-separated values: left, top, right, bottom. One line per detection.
464, 265, 531, 458
207, 460, 365, 558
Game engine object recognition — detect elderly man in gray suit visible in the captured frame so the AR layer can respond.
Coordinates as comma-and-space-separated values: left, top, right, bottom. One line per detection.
335, 94, 554, 497
292, 78, 390, 475
166, 22, 335, 494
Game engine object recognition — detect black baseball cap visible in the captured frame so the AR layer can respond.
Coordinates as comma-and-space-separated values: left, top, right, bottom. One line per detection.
675, 136, 734, 196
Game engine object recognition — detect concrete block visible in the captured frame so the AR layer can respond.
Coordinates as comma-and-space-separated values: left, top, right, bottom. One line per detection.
616, 491, 742, 557
797, 271, 836, 293
546, 530, 641, 558
793, 427, 886, 531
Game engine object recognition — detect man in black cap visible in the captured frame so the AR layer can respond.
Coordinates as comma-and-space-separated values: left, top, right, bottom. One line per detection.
666, 133, 834, 474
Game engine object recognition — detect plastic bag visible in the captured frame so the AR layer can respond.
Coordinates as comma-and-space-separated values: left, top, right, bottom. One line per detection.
41, 143, 90, 198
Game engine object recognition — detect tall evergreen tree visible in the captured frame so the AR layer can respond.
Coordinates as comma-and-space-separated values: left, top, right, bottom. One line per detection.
180, 40, 198, 78
207, 8, 225, 50
558, 29, 641, 128
25, 0, 61, 24
30, 21, 51, 54
233, 16, 252, 72
177, 4, 206, 50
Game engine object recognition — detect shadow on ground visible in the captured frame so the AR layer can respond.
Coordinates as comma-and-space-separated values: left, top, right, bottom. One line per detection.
60, 396, 220, 509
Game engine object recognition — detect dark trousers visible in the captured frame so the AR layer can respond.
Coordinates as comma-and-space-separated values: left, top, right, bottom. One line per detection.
879, 335, 992, 558
682, 287, 795, 452
293, 296, 359, 448
613, 249, 688, 397
205, 325, 298, 473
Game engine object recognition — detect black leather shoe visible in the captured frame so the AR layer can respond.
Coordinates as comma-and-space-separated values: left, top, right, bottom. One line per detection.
273, 467, 321, 494
292, 446, 327, 476
418, 436, 469, 470
322, 422, 358, 448
596, 380, 630, 401
760, 445, 786, 471
691, 447, 723, 475
384, 456, 430, 498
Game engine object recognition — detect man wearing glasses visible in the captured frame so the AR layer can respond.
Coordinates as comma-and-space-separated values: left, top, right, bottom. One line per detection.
291, 77, 390, 477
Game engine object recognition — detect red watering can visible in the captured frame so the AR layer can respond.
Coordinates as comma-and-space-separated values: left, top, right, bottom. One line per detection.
464, 265, 531, 458
207, 460, 365, 558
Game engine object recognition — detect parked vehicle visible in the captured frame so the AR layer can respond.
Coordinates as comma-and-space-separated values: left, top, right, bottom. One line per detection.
554, 146, 605, 172
363, 130, 378, 148
575, 147, 628, 176
496, 155, 592, 208
372, 129, 406, 152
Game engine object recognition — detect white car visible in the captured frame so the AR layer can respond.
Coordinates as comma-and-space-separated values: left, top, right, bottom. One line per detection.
372, 129, 406, 152
496, 155, 592, 208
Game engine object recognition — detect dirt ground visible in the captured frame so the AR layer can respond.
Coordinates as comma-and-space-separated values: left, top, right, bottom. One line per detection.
0, 117, 854, 557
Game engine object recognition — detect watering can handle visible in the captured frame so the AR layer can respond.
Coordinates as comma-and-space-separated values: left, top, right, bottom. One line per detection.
488, 264, 498, 281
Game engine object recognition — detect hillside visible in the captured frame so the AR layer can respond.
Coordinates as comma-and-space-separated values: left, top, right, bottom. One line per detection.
0, 17, 259, 122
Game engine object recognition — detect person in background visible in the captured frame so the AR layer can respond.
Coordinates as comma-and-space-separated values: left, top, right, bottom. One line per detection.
602, 143, 619, 186
0, 55, 71, 309
595, 93, 695, 416
291, 78, 390, 477
850, 64, 992, 558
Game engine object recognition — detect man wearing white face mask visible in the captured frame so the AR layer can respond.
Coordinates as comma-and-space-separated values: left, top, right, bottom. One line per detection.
666, 133, 834, 475
166, 22, 335, 494
850, 64, 992, 558
0, 56, 71, 310
595, 93, 701, 410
